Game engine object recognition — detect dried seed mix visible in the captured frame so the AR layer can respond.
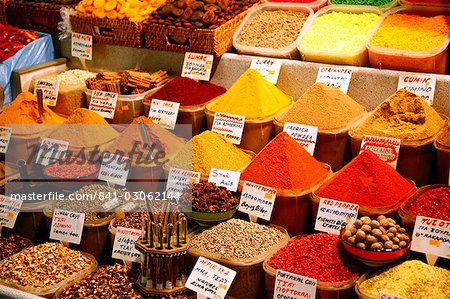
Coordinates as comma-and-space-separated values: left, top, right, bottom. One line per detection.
0, 235, 32, 260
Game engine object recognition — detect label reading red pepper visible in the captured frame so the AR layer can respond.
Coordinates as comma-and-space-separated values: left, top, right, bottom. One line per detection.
315, 198, 359, 235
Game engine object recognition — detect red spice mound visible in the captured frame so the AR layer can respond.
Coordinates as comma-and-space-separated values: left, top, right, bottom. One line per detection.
241, 132, 329, 190
267, 233, 365, 283
316, 151, 414, 207
408, 187, 450, 221
148, 77, 226, 106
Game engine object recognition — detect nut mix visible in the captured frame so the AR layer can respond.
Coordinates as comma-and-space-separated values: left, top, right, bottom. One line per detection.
112, 212, 149, 230
342, 216, 411, 251
180, 181, 239, 212
0, 235, 32, 260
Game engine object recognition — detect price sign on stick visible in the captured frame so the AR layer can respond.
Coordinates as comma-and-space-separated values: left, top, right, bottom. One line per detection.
211, 112, 245, 145
166, 167, 201, 198
112, 227, 142, 262
71, 32, 93, 60
148, 99, 180, 130
315, 198, 359, 235
274, 270, 317, 299
378, 292, 407, 299
35, 138, 69, 166
283, 123, 318, 155
360, 135, 401, 169
89, 90, 118, 119
250, 58, 282, 84
0, 126, 12, 154
0, 195, 22, 229
398, 74, 436, 105
50, 209, 85, 244
239, 181, 276, 221
181, 52, 214, 81
208, 169, 241, 192
98, 153, 130, 186
316, 67, 353, 94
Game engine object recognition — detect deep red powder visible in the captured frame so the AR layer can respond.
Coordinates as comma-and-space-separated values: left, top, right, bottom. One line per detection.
408, 187, 450, 221
148, 77, 226, 106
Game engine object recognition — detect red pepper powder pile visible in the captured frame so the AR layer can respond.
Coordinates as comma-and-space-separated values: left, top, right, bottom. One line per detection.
407, 187, 450, 221
268, 233, 365, 283
0, 24, 39, 62
316, 151, 414, 207
241, 132, 329, 190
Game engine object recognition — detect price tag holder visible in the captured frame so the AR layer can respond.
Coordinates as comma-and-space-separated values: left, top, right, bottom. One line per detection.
398, 74, 436, 105
71, 32, 93, 60
89, 90, 118, 119
208, 168, 241, 192
378, 292, 407, 299
148, 99, 180, 130
0, 126, 12, 154
239, 181, 276, 221
35, 138, 69, 166
50, 209, 85, 244
34, 79, 60, 107
274, 270, 317, 299
186, 256, 236, 299
181, 52, 214, 81
98, 153, 130, 186
211, 112, 245, 145
250, 58, 282, 84
0, 195, 22, 229
316, 67, 353, 94
283, 122, 318, 156
112, 227, 142, 262
360, 135, 401, 169
315, 198, 359, 235
166, 167, 201, 198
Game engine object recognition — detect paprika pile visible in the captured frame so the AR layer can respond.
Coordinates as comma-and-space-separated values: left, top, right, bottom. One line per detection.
407, 187, 450, 221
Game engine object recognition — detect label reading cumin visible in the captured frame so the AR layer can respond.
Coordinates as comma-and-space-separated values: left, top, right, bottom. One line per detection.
398, 74, 436, 105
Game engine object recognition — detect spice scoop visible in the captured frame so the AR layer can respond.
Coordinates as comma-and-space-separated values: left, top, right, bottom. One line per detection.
36, 89, 44, 124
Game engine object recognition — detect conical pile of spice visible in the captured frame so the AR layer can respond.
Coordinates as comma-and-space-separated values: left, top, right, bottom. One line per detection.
241, 132, 330, 190
315, 151, 414, 208
276, 83, 366, 130
206, 69, 292, 119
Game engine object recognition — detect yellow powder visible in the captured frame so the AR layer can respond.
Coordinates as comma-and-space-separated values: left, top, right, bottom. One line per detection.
206, 69, 292, 119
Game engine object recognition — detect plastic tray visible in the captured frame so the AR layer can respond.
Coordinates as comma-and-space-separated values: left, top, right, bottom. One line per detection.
298, 5, 383, 66
264, 0, 328, 11
233, 3, 314, 58
367, 6, 450, 74
399, 0, 449, 8
328, 0, 398, 11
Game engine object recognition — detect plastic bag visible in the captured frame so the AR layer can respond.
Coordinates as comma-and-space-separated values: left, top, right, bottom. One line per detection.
58, 7, 74, 40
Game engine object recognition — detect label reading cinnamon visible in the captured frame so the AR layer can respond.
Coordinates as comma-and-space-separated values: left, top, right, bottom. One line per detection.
398, 74, 436, 105
316, 67, 353, 94
283, 122, 318, 156
148, 99, 180, 130
239, 181, 276, 221
71, 32, 93, 60
211, 112, 245, 145
35, 79, 60, 106
250, 58, 282, 84
89, 90, 118, 119
360, 135, 401, 169
181, 52, 214, 81
0, 126, 12, 154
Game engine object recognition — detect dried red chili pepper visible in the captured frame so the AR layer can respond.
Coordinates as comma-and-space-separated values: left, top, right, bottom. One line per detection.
407, 187, 450, 221
0, 24, 39, 62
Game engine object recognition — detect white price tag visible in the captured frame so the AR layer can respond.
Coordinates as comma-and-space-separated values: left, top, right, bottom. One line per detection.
186, 256, 237, 299
50, 209, 85, 244
274, 270, 317, 299
283, 123, 318, 156
208, 168, 241, 192
398, 74, 436, 105
0, 126, 12, 154
0, 195, 22, 229
316, 67, 353, 94
181, 52, 214, 81
360, 135, 401, 169
89, 90, 118, 119
112, 226, 142, 262
148, 99, 180, 130
315, 198, 359, 235
166, 167, 201, 198
211, 112, 245, 145
71, 32, 93, 60
250, 58, 282, 84
239, 181, 276, 221
378, 292, 407, 299
35, 138, 69, 166
411, 216, 450, 259
34, 79, 60, 106
98, 153, 130, 186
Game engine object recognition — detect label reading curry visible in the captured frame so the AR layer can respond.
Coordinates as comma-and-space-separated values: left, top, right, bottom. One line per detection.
360, 135, 401, 169
250, 58, 282, 84
239, 181, 276, 221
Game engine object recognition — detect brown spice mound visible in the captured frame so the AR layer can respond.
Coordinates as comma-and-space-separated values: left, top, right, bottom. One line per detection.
437, 123, 450, 148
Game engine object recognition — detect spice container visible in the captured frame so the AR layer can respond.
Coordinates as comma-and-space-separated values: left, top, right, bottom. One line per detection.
399, 0, 449, 6
233, 3, 314, 58
434, 123, 450, 184
265, 0, 328, 12
328, 0, 398, 11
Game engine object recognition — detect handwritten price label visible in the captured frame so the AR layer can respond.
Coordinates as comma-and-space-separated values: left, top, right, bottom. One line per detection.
250, 58, 282, 84
0, 126, 12, 154
71, 32, 93, 60
360, 135, 401, 169
35, 138, 69, 166
211, 112, 245, 145
112, 227, 142, 262
148, 99, 180, 130
181, 52, 214, 81
315, 198, 359, 235
316, 67, 353, 93
378, 292, 407, 299
283, 123, 318, 155
35, 79, 60, 106
166, 167, 201, 198
0, 195, 22, 229
274, 270, 317, 299
89, 90, 118, 119
239, 181, 276, 221
398, 74, 436, 105
208, 168, 241, 192
411, 216, 450, 259
50, 209, 85, 244
98, 153, 130, 186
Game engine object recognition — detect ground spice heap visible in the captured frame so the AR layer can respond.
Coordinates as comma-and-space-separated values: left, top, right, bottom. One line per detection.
190, 219, 286, 259
267, 233, 365, 283
437, 123, 450, 147
0, 235, 32, 260
237, 10, 308, 49
407, 187, 450, 221
180, 181, 239, 212
316, 151, 414, 207
359, 260, 450, 299
353, 89, 445, 141
168, 131, 252, 177
241, 132, 329, 190
207, 69, 292, 118
277, 83, 365, 130
147, 77, 226, 106
370, 14, 450, 51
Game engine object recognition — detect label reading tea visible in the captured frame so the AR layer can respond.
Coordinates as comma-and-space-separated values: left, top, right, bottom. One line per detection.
148, 99, 180, 130
315, 198, 359, 235
35, 138, 69, 166
50, 209, 85, 244
35, 79, 60, 106
211, 112, 245, 145
378, 292, 407, 299
0, 195, 23, 229
0, 126, 12, 154
274, 270, 317, 299
186, 256, 237, 299
71, 32, 93, 60
411, 216, 450, 259
316, 67, 353, 94
181, 52, 214, 81
89, 90, 118, 119
98, 153, 130, 186
283, 122, 318, 156
208, 168, 241, 192
398, 74, 436, 105
250, 58, 282, 84
360, 135, 401, 169
112, 226, 142, 262
166, 167, 201, 198
239, 181, 276, 221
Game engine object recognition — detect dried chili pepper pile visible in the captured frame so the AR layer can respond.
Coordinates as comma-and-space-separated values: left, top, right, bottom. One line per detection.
112, 212, 149, 230
0, 235, 32, 260
180, 181, 239, 212
43, 158, 99, 179
407, 187, 450, 221
0, 24, 39, 62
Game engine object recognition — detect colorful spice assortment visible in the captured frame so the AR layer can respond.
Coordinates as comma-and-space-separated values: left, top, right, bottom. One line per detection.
359, 260, 450, 299
43, 158, 99, 179
407, 187, 450, 221
242, 132, 329, 190
112, 212, 149, 230
0, 235, 32, 260
331, 0, 392, 6
0, 24, 39, 62
267, 233, 364, 283
316, 151, 414, 208
206, 69, 292, 119
180, 181, 239, 212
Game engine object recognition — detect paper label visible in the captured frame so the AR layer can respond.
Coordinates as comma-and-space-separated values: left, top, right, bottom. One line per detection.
0, 126, 12, 154
102, 199, 121, 211
89, 90, 118, 119
35, 138, 69, 166
186, 256, 237, 299
49, 209, 85, 244
112, 226, 142, 262
283, 123, 318, 156
411, 216, 450, 259
211, 112, 245, 145
0, 195, 22, 229
360, 135, 401, 169
208, 168, 241, 192
315, 198, 359, 235
71, 32, 93, 60
316, 67, 353, 93
398, 74, 436, 105
274, 270, 317, 299
166, 167, 201, 198
378, 292, 407, 299
239, 181, 276, 221
148, 99, 180, 130
250, 58, 282, 84
98, 153, 130, 186
34, 79, 60, 106
181, 52, 214, 81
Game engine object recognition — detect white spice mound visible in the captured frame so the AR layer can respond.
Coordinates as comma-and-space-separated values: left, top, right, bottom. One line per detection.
56, 69, 96, 85
191, 219, 286, 259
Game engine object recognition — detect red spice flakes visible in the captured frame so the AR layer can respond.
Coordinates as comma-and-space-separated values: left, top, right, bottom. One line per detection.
407, 187, 450, 221
267, 233, 365, 283
43, 158, 99, 179
0, 24, 39, 62
113, 212, 149, 230
0, 235, 32, 260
